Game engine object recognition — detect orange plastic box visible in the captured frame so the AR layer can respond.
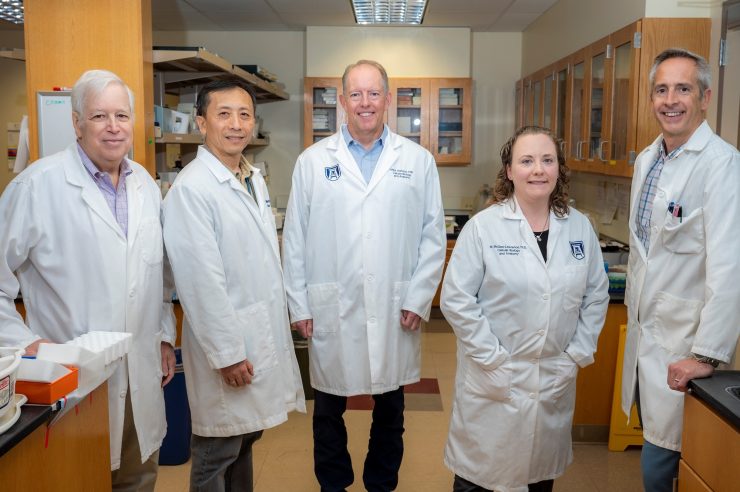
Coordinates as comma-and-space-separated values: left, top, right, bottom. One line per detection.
16, 365, 79, 404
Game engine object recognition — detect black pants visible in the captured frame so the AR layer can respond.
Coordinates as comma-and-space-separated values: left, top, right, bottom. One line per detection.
313, 387, 405, 492
453, 475, 554, 492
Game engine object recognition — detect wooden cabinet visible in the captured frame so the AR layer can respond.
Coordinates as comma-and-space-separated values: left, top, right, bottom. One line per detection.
303, 77, 344, 149
517, 18, 710, 178
679, 393, 740, 492
304, 77, 473, 165
153, 47, 288, 173
388, 78, 430, 150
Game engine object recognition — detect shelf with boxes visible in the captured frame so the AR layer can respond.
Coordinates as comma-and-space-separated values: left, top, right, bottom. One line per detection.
153, 46, 286, 175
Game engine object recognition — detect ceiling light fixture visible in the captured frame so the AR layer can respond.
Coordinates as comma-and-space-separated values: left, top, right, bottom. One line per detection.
351, 0, 428, 25
0, 0, 23, 24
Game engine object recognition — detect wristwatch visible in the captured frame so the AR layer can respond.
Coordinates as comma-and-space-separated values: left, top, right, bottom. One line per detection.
691, 353, 721, 368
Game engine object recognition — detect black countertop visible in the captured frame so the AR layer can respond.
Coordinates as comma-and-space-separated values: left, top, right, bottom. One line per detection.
688, 370, 740, 431
0, 403, 53, 458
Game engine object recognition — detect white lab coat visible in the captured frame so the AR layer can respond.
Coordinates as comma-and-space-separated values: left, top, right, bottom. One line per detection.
162, 147, 305, 437
441, 200, 609, 492
282, 129, 446, 395
622, 122, 740, 451
0, 144, 175, 470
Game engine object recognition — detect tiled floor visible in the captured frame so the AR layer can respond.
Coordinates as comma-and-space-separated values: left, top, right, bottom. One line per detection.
155, 316, 644, 492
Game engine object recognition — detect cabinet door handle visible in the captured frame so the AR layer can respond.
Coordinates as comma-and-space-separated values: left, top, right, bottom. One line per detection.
599, 140, 609, 162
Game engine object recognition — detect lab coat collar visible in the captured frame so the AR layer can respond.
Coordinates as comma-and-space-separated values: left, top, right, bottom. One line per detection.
324, 128, 401, 194
63, 144, 130, 242
196, 146, 278, 260
502, 197, 565, 267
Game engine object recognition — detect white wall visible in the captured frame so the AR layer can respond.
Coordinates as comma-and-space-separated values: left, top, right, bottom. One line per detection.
153, 30, 305, 209
306, 26, 470, 77
0, 31, 27, 192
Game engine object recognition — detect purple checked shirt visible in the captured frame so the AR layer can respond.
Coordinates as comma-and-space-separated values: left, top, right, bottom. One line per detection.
77, 143, 132, 237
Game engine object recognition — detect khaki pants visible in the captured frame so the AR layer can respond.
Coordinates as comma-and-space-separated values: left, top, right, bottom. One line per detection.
111, 390, 160, 492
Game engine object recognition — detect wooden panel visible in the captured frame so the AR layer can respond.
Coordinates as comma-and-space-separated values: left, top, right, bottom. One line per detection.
24, 0, 154, 175
678, 460, 713, 492
635, 18, 711, 153
682, 393, 740, 492
431, 239, 456, 308
573, 303, 627, 425
0, 384, 111, 491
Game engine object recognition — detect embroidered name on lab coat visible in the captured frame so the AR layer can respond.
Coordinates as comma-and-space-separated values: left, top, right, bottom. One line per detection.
390, 168, 414, 179
490, 244, 527, 256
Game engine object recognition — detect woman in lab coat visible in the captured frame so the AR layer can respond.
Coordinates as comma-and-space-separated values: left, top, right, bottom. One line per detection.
441, 126, 609, 492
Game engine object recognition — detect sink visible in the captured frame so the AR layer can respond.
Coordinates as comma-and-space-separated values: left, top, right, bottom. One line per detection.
726, 386, 740, 400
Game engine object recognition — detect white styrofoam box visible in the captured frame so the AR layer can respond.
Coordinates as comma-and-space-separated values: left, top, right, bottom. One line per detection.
17, 358, 71, 383
67, 331, 132, 366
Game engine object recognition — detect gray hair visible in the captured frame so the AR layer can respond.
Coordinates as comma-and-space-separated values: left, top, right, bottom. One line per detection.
341, 60, 389, 94
649, 48, 711, 96
71, 69, 135, 118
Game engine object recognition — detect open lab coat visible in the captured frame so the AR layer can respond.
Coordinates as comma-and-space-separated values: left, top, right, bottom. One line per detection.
0, 144, 175, 470
441, 200, 608, 492
282, 129, 446, 396
162, 147, 305, 437
622, 122, 740, 451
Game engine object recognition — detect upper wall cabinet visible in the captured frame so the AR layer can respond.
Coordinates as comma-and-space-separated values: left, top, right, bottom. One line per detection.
517, 18, 710, 178
304, 76, 473, 166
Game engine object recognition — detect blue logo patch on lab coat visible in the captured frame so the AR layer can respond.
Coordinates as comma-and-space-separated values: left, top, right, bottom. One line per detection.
324, 164, 342, 181
570, 241, 585, 260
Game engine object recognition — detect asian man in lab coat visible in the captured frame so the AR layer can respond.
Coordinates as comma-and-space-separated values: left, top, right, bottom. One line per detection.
282, 59, 446, 492
622, 48, 740, 492
162, 77, 305, 492
0, 69, 177, 491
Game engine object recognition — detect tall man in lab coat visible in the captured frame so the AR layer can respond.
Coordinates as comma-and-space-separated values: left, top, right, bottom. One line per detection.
282, 60, 446, 492
0, 69, 177, 491
622, 48, 740, 492
162, 77, 305, 492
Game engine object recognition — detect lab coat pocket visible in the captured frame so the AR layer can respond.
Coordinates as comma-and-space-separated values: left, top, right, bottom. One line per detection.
464, 358, 512, 401
661, 207, 704, 254
562, 265, 587, 312
236, 302, 279, 376
550, 353, 579, 402
139, 217, 164, 266
653, 291, 703, 356
307, 282, 340, 334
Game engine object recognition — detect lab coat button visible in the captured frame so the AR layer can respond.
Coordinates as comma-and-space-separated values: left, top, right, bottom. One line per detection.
657, 190, 664, 198
120, 391, 126, 399
529, 393, 536, 399
542, 294, 549, 300
367, 275, 375, 282
537, 330, 545, 336
129, 290, 135, 298
366, 232, 372, 239
369, 317, 376, 323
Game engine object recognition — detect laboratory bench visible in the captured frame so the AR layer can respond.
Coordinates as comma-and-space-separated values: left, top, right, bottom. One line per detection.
0, 383, 112, 491
679, 371, 740, 492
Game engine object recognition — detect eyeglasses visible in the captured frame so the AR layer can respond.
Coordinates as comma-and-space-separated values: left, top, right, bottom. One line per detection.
347, 90, 385, 102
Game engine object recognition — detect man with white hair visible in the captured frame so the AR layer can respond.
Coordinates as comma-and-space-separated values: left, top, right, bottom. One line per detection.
0, 69, 176, 491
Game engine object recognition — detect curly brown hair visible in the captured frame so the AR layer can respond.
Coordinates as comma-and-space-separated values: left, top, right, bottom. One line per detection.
491, 125, 570, 217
